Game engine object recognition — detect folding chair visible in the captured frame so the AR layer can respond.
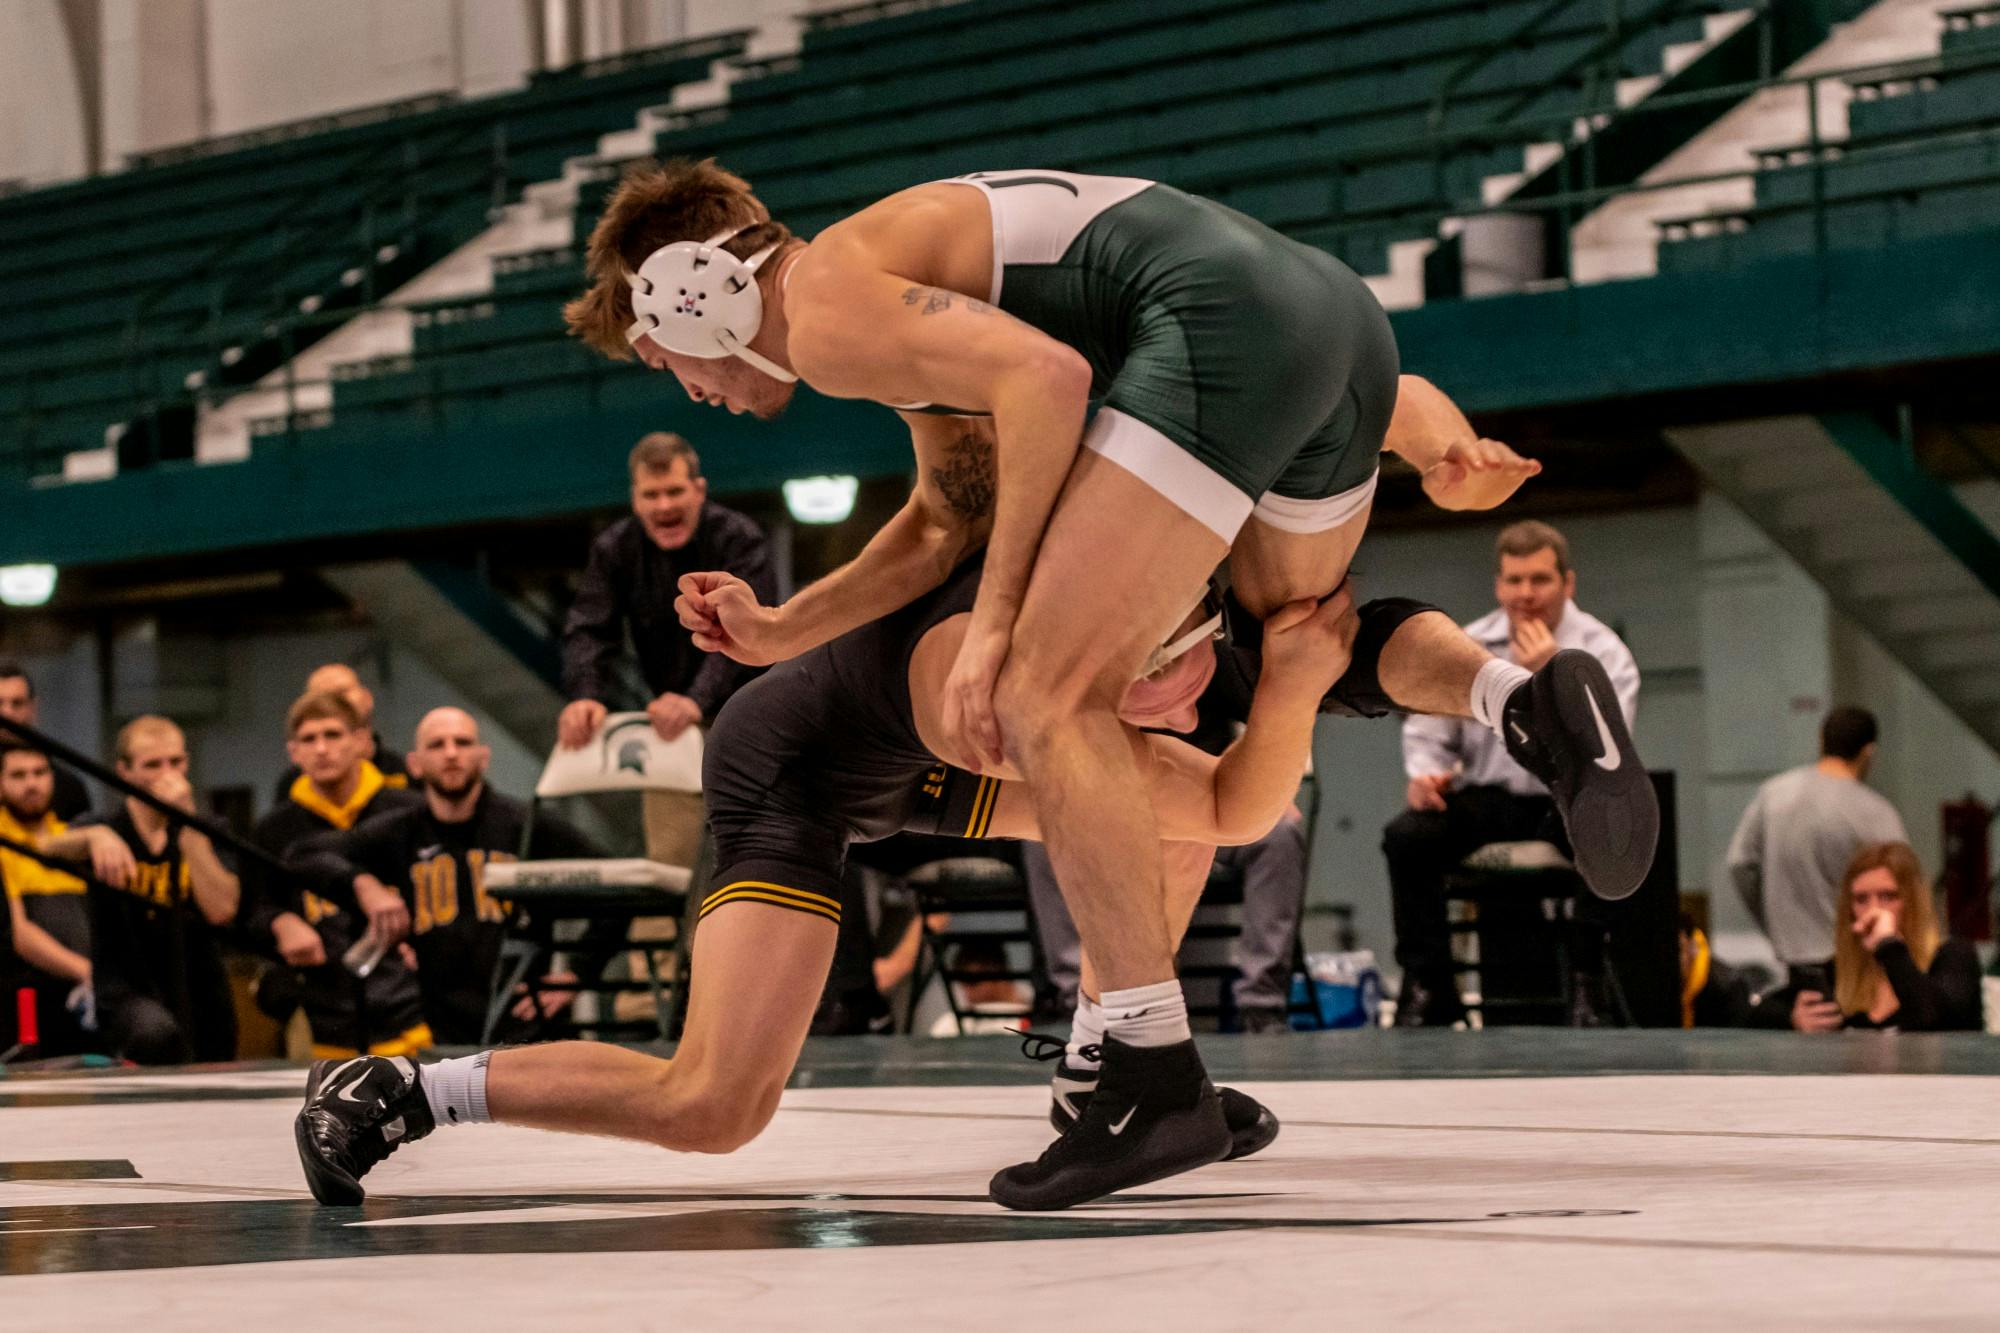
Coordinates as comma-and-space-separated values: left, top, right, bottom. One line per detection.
1442, 840, 1632, 1027
902, 848, 1042, 1036
481, 713, 708, 1044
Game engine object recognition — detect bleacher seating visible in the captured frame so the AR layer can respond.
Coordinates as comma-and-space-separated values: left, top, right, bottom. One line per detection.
1657, 2, 2000, 272
13, 0, 1935, 517
0, 31, 748, 484
322, 0, 1744, 448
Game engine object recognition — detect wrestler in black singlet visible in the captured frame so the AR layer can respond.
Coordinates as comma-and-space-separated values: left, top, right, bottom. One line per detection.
697, 559, 998, 929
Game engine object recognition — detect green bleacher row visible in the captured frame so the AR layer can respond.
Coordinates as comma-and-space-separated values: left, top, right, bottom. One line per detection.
3, 0, 1768, 478
672, 0, 1716, 220
0, 34, 747, 248
1659, 9, 2000, 274
645, 0, 1713, 270
748, 0, 1632, 113
543, 1, 1724, 315
0, 39, 732, 304
372, 0, 1725, 377
332, 0, 1731, 421
0, 33, 750, 478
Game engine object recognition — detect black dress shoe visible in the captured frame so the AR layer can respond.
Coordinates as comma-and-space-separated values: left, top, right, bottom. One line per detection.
1393, 974, 1467, 1028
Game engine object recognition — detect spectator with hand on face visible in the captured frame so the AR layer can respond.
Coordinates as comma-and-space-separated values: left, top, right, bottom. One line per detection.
1385, 520, 1639, 1027
1757, 842, 1981, 1033
1727, 707, 1906, 993
559, 433, 775, 863
38, 717, 239, 1064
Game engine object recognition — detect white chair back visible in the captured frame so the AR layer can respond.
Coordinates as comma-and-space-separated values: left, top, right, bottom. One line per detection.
534, 713, 703, 798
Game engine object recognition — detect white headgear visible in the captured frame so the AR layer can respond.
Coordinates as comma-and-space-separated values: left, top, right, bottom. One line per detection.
624, 222, 796, 383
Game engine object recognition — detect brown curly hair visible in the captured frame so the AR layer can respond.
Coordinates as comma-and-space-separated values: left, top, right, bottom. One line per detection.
562, 158, 793, 361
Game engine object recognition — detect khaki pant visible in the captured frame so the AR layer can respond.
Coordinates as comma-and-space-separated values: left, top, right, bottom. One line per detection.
615, 788, 706, 1024
642, 788, 706, 870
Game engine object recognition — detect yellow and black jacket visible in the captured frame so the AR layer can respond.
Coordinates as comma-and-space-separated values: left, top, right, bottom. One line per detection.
245, 763, 427, 1052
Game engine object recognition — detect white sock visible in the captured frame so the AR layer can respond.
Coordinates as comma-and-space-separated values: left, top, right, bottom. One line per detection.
1471, 658, 1532, 736
1099, 980, 1191, 1048
1068, 995, 1106, 1070
421, 1051, 493, 1127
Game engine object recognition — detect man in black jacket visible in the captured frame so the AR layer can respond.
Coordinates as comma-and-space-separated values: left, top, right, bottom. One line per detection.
271, 664, 409, 800
558, 432, 776, 867
558, 433, 777, 746
300, 707, 598, 1044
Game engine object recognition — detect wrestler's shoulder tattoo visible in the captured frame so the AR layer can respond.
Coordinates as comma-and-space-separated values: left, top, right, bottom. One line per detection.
900, 284, 993, 317
931, 430, 996, 520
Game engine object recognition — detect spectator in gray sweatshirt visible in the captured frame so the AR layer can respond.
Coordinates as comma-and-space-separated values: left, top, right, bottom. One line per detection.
1726, 706, 1906, 986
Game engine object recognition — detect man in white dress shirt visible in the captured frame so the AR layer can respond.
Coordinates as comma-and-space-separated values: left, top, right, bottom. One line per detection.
1384, 521, 1641, 1026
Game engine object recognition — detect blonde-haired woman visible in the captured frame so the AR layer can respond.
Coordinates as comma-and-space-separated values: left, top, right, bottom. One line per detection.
1815, 842, 1981, 1031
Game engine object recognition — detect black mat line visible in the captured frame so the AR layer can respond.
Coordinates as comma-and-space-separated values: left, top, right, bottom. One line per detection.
0, 1192, 1639, 1276
0, 1160, 140, 1182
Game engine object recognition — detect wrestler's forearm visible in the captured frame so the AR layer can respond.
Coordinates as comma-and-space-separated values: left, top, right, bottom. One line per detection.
775, 496, 977, 655
966, 364, 1090, 634
1382, 375, 1474, 472
181, 831, 241, 927
1205, 686, 1321, 844
36, 830, 93, 861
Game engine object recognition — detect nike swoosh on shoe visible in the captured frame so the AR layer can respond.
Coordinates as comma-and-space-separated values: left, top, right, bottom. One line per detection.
1585, 688, 1621, 772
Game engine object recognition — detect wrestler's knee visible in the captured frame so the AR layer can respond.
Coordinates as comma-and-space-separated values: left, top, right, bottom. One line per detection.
643, 1065, 782, 1155
995, 652, 1123, 757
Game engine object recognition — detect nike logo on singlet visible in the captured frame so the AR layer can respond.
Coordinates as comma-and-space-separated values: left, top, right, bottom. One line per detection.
965, 172, 1081, 195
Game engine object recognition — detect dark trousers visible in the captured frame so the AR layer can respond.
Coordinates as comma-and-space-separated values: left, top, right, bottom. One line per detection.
1384, 784, 1564, 983
1023, 816, 1309, 1013
101, 994, 237, 1066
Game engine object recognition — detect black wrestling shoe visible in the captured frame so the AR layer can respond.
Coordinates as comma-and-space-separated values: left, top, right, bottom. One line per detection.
1047, 1047, 1101, 1134
1392, 972, 1467, 1028
1215, 1086, 1280, 1159
992, 1036, 1231, 1210
295, 1055, 435, 1206
1020, 1030, 1277, 1161
1501, 649, 1659, 901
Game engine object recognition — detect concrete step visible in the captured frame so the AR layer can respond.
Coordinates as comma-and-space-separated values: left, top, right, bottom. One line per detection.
1360, 236, 1436, 312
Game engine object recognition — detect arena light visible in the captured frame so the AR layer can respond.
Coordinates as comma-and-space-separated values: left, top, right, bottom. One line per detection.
0, 564, 57, 608
782, 475, 859, 524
